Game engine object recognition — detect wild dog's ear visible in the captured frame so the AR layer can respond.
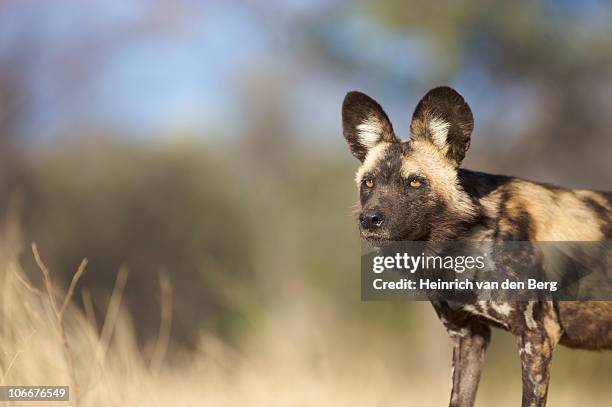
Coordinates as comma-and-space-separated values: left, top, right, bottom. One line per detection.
342, 91, 398, 162
410, 86, 473, 167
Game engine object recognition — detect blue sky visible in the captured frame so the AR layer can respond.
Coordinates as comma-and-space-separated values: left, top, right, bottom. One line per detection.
0, 0, 609, 145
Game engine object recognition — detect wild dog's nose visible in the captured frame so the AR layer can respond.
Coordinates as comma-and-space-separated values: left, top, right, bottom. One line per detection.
359, 209, 384, 230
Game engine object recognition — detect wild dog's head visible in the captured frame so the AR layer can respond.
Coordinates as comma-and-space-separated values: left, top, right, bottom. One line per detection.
342, 86, 477, 242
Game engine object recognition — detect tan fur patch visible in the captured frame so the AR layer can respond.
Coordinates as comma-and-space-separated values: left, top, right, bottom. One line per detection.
524, 185, 603, 241
524, 302, 538, 329
543, 314, 562, 345
481, 181, 604, 241
355, 142, 390, 185
479, 195, 499, 220
401, 139, 475, 220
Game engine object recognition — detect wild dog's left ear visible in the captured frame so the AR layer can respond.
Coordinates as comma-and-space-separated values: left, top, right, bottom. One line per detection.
410, 86, 474, 167
342, 91, 398, 162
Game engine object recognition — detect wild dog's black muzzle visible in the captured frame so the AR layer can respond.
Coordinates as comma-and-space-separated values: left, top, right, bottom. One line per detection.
359, 209, 384, 230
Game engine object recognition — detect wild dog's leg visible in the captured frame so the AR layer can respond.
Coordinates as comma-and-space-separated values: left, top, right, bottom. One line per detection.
447, 324, 490, 407
432, 302, 490, 407
518, 332, 553, 407
518, 302, 562, 407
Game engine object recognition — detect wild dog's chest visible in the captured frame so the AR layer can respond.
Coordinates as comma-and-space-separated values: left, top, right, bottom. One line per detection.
439, 300, 529, 334
437, 299, 564, 342
460, 301, 516, 330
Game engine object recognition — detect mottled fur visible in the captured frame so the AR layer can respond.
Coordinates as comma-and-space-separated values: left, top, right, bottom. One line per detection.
342, 87, 612, 407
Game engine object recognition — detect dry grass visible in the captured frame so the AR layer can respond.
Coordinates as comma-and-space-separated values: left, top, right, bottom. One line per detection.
31, 242, 87, 405
0, 221, 610, 406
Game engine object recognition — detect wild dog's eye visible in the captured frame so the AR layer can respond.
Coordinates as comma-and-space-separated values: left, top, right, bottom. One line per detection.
365, 178, 374, 188
408, 177, 423, 188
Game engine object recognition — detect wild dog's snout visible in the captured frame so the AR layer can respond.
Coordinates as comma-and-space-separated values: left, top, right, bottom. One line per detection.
359, 208, 384, 229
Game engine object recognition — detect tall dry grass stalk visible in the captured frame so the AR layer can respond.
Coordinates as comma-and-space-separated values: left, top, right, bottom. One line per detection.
31, 242, 87, 406
149, 273, 172, 375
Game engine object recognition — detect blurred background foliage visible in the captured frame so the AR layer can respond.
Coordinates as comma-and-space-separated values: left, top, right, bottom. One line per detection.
0, 0, 610, 389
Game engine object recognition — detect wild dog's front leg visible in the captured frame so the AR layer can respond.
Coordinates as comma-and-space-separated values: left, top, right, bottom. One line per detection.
447, 324, 491, 407
518, 302, 562, 407
518, 331, 555, 407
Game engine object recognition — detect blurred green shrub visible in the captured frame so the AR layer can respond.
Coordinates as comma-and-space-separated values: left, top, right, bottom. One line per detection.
20, 138, 253, 349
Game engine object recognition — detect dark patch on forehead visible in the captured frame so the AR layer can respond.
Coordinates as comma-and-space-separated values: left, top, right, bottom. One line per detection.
371, 142, 411, 181
375, 142, 411, 180
381, 142, 407, 160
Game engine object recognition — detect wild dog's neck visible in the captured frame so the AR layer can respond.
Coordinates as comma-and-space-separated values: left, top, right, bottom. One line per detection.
429, 191, 481, 241
426, 169, 503, 241
450, 168, 517, 240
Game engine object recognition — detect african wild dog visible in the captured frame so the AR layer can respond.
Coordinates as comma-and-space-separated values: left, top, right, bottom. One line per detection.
341, 86, 612, 407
